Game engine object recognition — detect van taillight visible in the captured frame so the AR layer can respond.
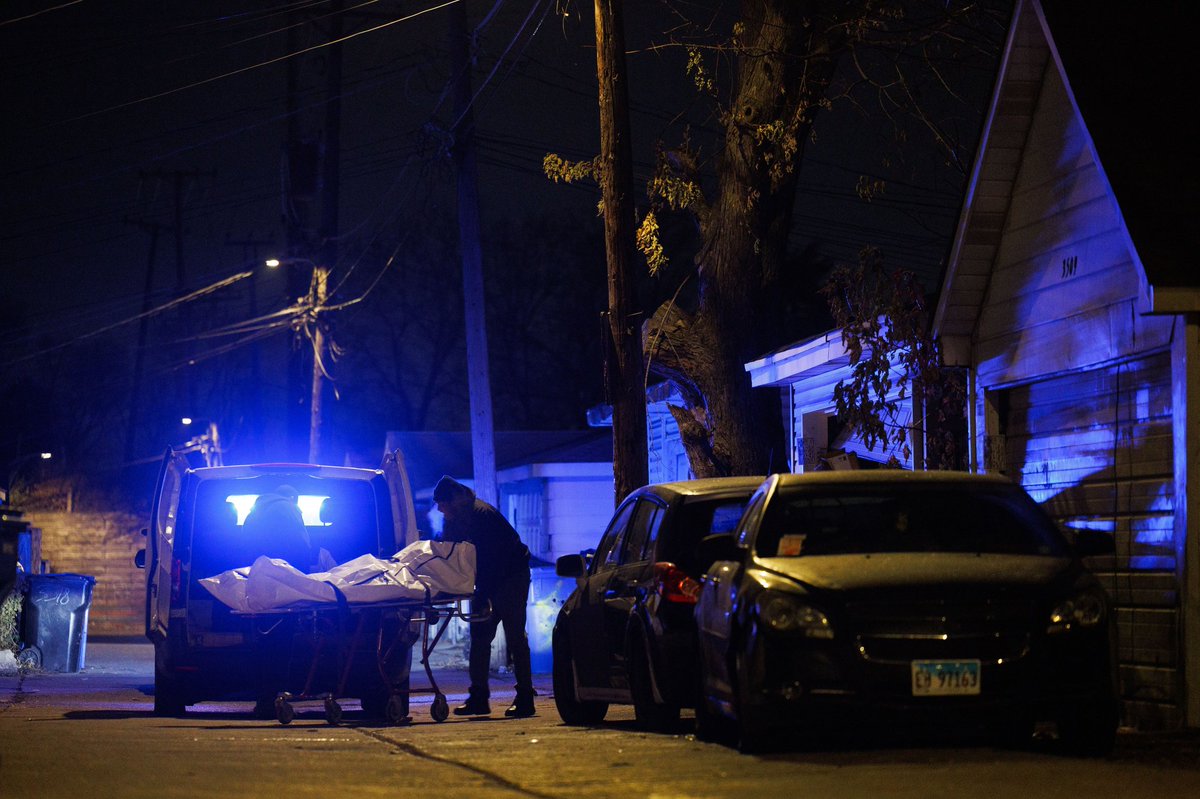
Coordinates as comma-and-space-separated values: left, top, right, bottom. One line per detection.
654, 562, 700, 604
170, 558, 183, 603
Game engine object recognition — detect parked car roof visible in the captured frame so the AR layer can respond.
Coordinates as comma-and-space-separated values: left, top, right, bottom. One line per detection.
646, 476, 767, 499
773, 470, 1012, 487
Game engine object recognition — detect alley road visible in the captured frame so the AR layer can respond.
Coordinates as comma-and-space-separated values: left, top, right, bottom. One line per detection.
2, 640, 1199, 799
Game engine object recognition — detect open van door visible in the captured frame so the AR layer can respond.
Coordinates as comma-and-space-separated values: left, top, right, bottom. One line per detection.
381, 448, 419, 553
145, 447, 189, 642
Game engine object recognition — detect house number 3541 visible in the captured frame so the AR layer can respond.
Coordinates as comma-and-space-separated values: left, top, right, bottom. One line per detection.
1061, 255, 1078, 278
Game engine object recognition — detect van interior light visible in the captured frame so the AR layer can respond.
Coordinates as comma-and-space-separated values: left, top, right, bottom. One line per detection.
226, 494, 330, 526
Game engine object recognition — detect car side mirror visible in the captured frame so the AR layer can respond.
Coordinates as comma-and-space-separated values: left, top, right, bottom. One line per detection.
556, 554, 586, 578
695, 533, 742, 570
1071, 529, 1115, 558
134, 549, 146, 569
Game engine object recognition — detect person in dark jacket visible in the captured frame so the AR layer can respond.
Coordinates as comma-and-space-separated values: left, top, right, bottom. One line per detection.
433, 475, 534, 717
242, 484, 312, 570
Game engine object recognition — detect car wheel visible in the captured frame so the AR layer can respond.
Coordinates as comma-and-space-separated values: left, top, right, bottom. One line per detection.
629, 634, 679, 733
152, 664, 187, 717
552, 629, 607, 725
1057, 694, 1118, 757
362, 674, 408, 720
732, 650, 769, 754
693, 694, 732, 744
990, 708, 1034, 750
694, 655, 732, 744
253, 694, 277, 720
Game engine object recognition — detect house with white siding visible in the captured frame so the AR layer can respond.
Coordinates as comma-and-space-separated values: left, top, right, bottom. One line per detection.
726, 0, 1198, 730
744, 329, 922, 472
383, 430, 614, 563
931, 0, 1199, 729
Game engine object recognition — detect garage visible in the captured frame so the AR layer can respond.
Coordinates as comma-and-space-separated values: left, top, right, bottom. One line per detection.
999, 353, 1180, 726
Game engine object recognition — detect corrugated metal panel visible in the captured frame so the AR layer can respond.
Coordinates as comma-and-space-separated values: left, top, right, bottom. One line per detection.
1002, 352, 1179, 727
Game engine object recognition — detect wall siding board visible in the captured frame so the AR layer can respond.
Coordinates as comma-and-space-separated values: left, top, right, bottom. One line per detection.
979, 260, 1138, 344
1001, 355, 1179, 725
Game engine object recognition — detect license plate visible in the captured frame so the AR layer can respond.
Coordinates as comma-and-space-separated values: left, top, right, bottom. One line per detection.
911, 660, 981, 696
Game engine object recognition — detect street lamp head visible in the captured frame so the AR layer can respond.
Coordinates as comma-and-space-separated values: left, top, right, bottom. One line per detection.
265, 257, 316, 269
39, 452, 51, 460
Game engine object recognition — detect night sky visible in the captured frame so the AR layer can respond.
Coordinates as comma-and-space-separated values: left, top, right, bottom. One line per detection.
1, 1, 1003, 503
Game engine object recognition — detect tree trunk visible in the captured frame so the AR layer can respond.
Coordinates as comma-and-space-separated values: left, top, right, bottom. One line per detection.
646, 0, 847, 477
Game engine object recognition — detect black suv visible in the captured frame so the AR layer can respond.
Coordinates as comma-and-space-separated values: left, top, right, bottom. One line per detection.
552, 477, 763, 731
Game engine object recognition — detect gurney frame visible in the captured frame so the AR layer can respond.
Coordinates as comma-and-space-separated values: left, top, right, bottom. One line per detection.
239, 594, 489, 725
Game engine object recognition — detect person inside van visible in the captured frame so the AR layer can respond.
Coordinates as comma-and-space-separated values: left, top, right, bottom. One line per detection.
242, 484, 313, 571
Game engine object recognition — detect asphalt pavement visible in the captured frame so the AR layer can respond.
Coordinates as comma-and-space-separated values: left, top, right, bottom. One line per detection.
3, 636, 1200, 771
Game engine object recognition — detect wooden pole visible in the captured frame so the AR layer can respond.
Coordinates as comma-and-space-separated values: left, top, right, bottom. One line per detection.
594, 0, 648, 504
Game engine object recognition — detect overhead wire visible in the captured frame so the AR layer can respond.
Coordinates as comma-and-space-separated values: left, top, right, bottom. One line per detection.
1, 270, 255, 368
30, 0, 463, 131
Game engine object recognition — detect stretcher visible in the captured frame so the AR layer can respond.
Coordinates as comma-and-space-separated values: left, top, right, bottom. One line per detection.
238, 592, 489, 725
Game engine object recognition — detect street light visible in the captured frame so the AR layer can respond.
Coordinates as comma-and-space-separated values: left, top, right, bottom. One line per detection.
266, 258, 331, 464
3, 452, 52, 507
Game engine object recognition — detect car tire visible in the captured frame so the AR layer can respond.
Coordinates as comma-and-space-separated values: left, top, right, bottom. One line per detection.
693, 694, 732, 744
363, 676, 409, 720
629, 633, 679, 733
990, 708, 1034, 750
153, 664, 187, 717
694, 643, 734, 744
1057, 694, 1118, 757
732, 649, 769, 754
552, 629, 607, 725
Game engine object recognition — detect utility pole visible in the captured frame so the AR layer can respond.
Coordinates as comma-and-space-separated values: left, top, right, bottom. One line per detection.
138, 168, 214, 416
227, 236, 274, 461
449, 2, 498, 506
594, 0, 648, 505
281, 5, 343, 464
307, 264, 329, 465
123, 219, 168, 464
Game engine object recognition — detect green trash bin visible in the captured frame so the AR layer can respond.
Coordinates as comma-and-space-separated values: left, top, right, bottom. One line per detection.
21, 573, 96, 672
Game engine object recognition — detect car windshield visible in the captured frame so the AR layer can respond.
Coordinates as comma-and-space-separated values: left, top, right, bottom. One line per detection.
753, 483, 1070, 558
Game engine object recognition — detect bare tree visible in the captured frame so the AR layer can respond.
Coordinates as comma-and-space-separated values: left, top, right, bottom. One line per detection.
552, 0, 1004, 476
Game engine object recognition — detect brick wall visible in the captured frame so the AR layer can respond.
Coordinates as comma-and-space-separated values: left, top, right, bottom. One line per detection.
24, 511, 148, 637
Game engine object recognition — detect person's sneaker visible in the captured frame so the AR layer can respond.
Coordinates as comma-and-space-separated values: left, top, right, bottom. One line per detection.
453, 696, 491, 716
504, 695, 536, 718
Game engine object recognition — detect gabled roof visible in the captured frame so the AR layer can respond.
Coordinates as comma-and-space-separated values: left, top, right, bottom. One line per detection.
934, 0, 1198, 341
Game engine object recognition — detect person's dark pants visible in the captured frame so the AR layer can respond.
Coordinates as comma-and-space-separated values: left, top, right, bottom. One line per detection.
468, 573, 533, 700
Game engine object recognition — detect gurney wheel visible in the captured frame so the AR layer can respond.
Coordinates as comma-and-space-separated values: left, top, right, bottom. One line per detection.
431, 693, 449, 723
386, 694, 409, 725
276, 697, 295, 725
324, 696, 343, 726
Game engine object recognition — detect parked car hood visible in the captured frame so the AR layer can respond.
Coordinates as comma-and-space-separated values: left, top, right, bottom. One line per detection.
754, 553, 1075, 593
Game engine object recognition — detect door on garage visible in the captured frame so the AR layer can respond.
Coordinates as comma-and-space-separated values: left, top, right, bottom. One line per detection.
997, 350, 1180, 728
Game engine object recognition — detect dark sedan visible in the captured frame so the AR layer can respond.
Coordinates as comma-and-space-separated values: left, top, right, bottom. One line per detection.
553, 477, 763, 731
694, 471, 1119, 754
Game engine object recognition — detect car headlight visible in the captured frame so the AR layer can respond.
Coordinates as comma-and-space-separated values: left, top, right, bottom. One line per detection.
1047, 590, 1106, 634
756, 591, 834, 639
